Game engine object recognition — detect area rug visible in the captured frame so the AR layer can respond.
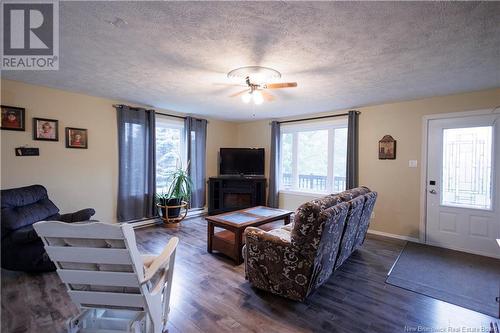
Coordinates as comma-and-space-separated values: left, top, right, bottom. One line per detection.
386, 242, 500, 318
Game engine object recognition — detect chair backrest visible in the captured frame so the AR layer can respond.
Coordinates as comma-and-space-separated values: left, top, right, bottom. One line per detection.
308, 201, 349, 291
291, 187, 374, 271
335, 195, 366, 269
353, 191, 378, 250
291, 187, 371, 255
1, 185, 59, 234
33, 221, 165, 314
291, 193, 344, 257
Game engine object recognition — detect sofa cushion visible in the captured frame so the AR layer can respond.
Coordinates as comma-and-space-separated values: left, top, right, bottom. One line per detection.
267, 227, 292, 241
291, 194, 343, 258
1, 185, 59, 233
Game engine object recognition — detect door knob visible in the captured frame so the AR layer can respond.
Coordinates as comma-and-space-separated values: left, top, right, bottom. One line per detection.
429, 189, 437, 194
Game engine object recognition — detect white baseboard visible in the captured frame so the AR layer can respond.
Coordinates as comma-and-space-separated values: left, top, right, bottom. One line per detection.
131, 208, 207, 229
367, 229, 420, 243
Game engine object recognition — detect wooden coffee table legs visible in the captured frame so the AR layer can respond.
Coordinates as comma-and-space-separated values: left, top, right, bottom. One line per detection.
207, 219, 292, 265
207, 222, 214, 253
207, 221, 245, 264
205, 206, 294, 265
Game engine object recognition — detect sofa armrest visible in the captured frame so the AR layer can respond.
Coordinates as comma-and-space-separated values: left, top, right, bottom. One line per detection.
245, 227, 292, 247
244, 227, 294, 272
244, 227, 311, 301
58, 208, 96, 222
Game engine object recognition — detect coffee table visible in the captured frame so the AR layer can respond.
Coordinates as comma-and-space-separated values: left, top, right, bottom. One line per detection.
205, 206, 293, 265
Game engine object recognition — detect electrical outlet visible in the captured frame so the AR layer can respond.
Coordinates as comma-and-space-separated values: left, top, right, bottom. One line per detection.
371, 212, 375, 219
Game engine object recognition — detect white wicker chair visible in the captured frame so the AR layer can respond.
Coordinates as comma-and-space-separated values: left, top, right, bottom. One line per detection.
33, 221, 178, 333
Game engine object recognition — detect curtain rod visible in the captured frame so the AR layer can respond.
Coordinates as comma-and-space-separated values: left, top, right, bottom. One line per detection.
276, 111, 360, 125
113, 104, 186, 120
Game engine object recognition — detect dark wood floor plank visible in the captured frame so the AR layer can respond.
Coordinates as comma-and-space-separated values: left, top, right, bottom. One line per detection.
2, 217, 498, 333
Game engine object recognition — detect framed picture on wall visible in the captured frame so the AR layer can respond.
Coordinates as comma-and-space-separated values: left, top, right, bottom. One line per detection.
66, 127, 88, 149
1, 105, 25, 131
378, 135, 396, 159
33, 118, 59, 141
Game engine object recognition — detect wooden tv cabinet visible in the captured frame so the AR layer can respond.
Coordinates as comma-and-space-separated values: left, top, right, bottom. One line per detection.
207, 176, 266, 215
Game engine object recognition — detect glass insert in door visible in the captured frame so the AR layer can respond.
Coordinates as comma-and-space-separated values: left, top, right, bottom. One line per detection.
442, 126, 493, 210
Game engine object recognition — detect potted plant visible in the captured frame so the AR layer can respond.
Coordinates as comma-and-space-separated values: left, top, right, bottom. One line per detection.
156, 164, 192, 219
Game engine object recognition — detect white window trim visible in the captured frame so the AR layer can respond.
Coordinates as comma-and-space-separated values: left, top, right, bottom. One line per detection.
279, 118, 348, 195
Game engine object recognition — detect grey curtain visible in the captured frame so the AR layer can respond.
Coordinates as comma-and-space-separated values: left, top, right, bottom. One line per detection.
268, 121, 280, 208
116, 105, 156, 221
185, 116, 207, 208
346, 110, 359, 189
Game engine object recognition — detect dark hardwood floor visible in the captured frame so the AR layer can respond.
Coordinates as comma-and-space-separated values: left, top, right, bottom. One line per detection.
2, 217, 498, 333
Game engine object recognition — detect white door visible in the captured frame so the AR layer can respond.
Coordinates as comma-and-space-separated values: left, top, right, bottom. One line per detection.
426, 114, 500, 258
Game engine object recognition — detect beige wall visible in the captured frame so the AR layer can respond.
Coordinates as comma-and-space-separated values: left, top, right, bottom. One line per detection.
236, 88, 500, 239
0, 79, 237, 222
2, 78, 499, 237
205, 117, 238, 201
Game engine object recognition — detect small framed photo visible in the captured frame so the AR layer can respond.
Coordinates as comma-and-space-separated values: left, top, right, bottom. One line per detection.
379, 135, 396, 160
1, 105, 25, 131
66, 127, 88, 149
33, 118, 59, 141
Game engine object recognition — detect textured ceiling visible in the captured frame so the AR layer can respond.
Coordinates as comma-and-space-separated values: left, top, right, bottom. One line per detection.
3, 1, 500, 121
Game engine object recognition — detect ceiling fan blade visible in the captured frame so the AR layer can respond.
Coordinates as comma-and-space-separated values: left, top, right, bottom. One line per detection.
229, 89, 249, 98
261, 90, 275, 102
264, 82, 298, 89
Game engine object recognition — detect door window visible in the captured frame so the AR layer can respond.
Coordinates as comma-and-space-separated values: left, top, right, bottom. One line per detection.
441, 126, 493, 210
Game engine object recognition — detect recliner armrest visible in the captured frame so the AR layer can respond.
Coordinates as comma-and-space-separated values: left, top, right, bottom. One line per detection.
244, 227, 292, 247
58, 208, 96, 222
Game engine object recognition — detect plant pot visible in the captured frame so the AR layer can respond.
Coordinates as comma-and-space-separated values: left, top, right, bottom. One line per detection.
163, 198, 181, 218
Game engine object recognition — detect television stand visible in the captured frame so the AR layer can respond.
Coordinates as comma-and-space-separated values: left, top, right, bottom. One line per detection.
207, 177, 266, 215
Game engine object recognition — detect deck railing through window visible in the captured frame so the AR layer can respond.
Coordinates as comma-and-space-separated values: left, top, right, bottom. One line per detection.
282, 174, 346, 193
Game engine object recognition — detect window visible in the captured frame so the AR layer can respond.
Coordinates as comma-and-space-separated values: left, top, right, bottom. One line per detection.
441, 126, 492, 210
156, 116, 185, 193
280, 119, 348, 194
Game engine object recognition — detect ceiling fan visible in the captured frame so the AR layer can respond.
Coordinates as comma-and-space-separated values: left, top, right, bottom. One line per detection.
224, 66, 298, 105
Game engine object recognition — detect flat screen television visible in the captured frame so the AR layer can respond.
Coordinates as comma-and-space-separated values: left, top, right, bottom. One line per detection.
219, 148, 265, 176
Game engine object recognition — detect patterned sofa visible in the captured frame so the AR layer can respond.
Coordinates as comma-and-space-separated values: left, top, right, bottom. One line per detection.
243, 186, 377, 301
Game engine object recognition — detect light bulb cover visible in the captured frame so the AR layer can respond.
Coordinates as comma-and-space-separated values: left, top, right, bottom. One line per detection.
253, 90, 264, 105
241, 93, 251, 103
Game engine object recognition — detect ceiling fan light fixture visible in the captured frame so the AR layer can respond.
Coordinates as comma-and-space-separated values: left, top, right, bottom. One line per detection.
253, 90, 264, 105
241, 92, 252, 104
226, 66, 296, 105
227, 66, 281, 83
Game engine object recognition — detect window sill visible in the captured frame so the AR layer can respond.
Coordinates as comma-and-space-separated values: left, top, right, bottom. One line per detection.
279, 189, 332, 197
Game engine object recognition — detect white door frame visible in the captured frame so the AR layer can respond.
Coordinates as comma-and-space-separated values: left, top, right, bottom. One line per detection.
419, 108, 498, 248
